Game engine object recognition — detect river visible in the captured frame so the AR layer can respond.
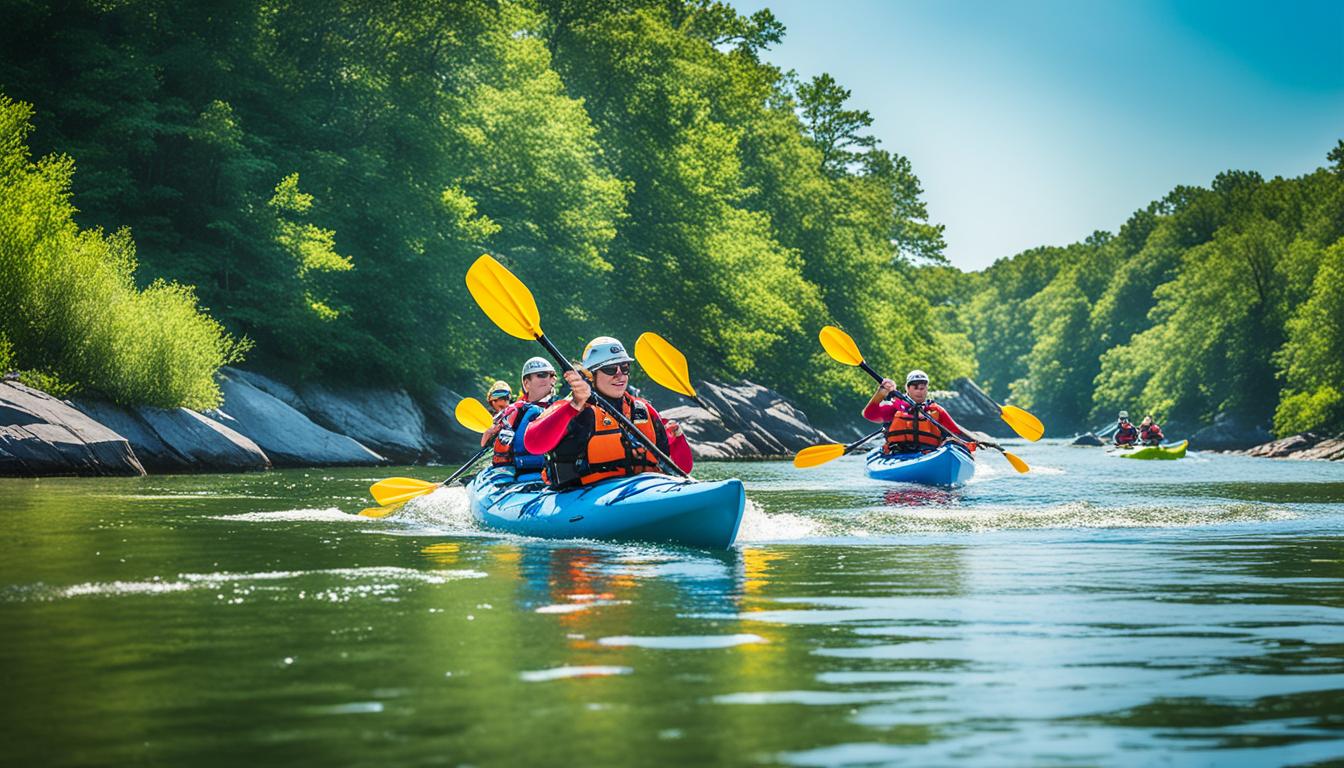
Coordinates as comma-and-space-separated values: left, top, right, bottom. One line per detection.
3, 440, 1342, 766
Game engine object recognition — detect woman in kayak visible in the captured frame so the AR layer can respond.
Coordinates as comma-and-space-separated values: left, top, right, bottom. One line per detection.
1114, 411, 1139, 446
524, 336, 692, 489
1139, 415, 1165, 446
863, 370, 975, 454
482, 357, 560, 480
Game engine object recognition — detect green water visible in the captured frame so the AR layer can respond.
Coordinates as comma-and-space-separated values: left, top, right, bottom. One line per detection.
2, 442, 1343, 767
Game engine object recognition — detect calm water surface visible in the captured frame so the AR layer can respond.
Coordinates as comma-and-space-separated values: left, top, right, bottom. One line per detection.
3, 441, 1343, 767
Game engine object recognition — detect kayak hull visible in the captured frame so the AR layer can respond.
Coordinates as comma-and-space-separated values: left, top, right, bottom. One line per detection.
466, 468, 745, 549
1117, 440, 1188, 460
864, 444, 976, 488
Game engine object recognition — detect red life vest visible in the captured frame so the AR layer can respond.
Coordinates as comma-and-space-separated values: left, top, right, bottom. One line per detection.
543, 394, 668, 489
1115, 423, 1138, 444
491, 403, 528, 467
1140, 423, 1164, 442
883, 402, 947, 454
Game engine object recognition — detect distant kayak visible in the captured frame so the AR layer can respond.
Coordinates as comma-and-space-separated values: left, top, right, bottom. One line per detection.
466, 468, 745, 549
1113, 440, 1189, 460
865, 444, 976, 487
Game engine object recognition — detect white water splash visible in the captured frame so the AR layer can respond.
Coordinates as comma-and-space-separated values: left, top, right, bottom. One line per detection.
213, 507, 363, 522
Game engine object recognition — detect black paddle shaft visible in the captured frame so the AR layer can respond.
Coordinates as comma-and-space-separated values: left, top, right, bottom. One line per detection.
443, 444, 493, 485
536, 334, 693, 480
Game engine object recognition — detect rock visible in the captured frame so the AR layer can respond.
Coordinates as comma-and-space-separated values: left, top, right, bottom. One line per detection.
208, 369, 384, 467
1243, 432, 1344, 460
1189, 412, 1272, 451
0, 382, 145, 476
640, 379, 834, 460
294, 383, 434, 463
420, 385, 491, 463
1071, 432, 1105, 446
74, 399, 270, 472
930, 378, 1016, 437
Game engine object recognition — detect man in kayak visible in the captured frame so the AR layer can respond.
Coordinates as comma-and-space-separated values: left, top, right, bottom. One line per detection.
863, 370, 975, 454
1139, 415, 1165, 446
482, 357, 560, 480
1114, 411, 1139, 446
524, 336, 693, 489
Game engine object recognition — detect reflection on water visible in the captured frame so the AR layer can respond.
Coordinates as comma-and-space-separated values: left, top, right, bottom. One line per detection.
1, 441, 1342, 766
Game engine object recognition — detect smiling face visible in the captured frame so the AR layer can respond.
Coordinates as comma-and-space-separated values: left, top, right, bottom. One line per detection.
593, 362, 630, 399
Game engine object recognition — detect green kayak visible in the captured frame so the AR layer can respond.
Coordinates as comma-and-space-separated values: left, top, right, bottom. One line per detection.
1117, 440, 1188, 460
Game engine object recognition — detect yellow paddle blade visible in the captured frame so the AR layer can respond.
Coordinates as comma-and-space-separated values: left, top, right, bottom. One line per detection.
635, 332, 696, 397
360, 502, 405, 519
1001, 450, 1030, 474
454, 397, 495, 434
819, 325, 864, 367
1000, 405, 1045, 442
793, 443, 847, 469
465, 254, 543, 340
369, 476, 441, 506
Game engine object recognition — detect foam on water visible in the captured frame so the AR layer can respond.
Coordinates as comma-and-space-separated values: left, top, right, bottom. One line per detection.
213, 507, 364, 522
3, 565, 486, 602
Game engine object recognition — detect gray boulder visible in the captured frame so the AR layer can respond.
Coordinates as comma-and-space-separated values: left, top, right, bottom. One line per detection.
209, 369, 384, 467
74, 399, 269, 472
929, 378, 1016, 437
1244, 432, 1344, 461
295, 383, 434, 463
1071, 432, 1106, 446
1190, 412, 1272, 451
0, 381, 145, 476
421, 384, 490, 462
643, 379, 834, 460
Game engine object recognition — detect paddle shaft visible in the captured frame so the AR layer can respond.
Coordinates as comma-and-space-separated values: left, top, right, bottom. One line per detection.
443, 444, 493, 485
535, 333, 693, 480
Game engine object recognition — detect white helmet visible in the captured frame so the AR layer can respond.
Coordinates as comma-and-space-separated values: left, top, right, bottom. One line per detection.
1118, 410, 1129, 420
905, 369, 930, 385
581, 336, 633, 371
520, 356, 555, 379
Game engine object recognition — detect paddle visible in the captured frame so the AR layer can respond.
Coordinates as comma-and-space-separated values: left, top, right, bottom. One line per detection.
820, 326, 1043, 442
360, 397, 497, 517
634, 332, 724, 419
818, 325, 1030, 474
465, 254, 691, 480
793, 427, 885, 469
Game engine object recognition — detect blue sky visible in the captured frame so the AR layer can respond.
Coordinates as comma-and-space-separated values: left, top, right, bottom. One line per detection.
731, 0, 1344, 270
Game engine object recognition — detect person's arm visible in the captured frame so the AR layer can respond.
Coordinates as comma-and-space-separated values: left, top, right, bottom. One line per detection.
646, 402, 693, 474
931, 405, 969, 440
862, 379, 899, 422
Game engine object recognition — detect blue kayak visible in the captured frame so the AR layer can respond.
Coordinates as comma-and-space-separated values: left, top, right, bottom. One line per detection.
466, 468, 745, 549
865, 444, 976, 487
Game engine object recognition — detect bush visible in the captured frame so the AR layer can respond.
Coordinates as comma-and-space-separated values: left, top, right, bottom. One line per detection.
0, 94, 246, 409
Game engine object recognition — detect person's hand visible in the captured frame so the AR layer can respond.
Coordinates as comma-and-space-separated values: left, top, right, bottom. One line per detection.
879, 378, 897, 393
565, 370, 589, 409
485, 423, 502, 440
666, 419, 683, 440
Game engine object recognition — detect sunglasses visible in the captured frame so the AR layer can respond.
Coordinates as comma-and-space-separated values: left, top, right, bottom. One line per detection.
597, 363, 631, 376
527, 372, 557, 379
907, 382, 928, 388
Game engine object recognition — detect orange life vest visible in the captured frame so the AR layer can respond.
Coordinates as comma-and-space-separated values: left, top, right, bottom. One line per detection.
884, 402, 946, 454
491, 403, 528, 467
543, 394, 668, 489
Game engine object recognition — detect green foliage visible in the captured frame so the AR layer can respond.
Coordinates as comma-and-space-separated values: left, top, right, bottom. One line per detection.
0, 94, 246, 409
973, 149, 1344, 436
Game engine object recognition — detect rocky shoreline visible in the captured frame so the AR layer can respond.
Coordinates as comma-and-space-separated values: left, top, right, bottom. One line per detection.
1, 368, 871, 476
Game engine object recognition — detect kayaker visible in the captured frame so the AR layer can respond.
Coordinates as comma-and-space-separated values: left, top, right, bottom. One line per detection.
863, 370, 975, 454
1139, 415, 1165, 446
524, 336, 692, 488
1114, 411, 1139, 446
483, 357, 559, 479
479, 380, 515, 449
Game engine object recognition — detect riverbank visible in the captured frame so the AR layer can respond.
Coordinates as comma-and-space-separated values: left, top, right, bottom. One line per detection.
2, 368, 858, 476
